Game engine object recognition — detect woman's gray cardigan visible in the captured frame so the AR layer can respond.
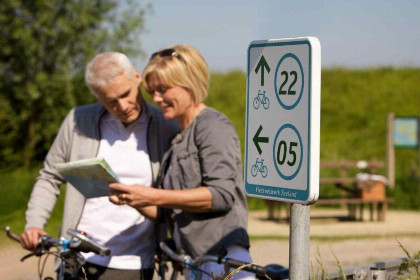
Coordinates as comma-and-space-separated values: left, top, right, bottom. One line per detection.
158, 108, 250, 259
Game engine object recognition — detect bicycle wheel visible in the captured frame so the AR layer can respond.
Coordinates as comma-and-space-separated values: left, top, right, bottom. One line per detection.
253, 97, 260, 109
263, 97, 270, 109
251, 165, 258, 177
261, 166, 268, 178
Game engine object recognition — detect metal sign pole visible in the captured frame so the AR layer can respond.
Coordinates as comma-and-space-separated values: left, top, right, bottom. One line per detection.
289, 203, 310, 280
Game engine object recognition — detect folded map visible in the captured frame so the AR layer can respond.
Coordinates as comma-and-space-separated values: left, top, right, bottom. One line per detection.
56, 158, 120, 198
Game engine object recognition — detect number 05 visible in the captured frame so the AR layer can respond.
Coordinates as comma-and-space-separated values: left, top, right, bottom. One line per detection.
276, 141, 298, 166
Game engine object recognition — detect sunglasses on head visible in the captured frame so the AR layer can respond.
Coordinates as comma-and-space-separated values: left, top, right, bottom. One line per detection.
150, 48, 185, 62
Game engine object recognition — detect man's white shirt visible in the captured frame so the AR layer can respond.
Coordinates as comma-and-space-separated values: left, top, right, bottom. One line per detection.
77, 111, 154, 269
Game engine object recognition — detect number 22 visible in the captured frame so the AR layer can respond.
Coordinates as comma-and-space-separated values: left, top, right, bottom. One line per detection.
279, 71, 297, 95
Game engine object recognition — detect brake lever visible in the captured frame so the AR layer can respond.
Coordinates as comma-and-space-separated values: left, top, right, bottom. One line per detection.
20, 252, 37, 262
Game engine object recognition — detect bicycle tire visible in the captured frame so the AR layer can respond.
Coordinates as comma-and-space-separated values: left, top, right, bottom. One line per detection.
263, 97, 270, 109
261, 166, 268, 178
253, 97, 260, 109
251, 165, 258, 177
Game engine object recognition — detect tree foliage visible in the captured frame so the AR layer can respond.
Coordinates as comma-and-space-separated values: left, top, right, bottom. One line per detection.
0, 0, 150, 168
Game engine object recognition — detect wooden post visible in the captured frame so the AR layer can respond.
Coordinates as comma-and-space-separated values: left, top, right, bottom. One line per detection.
418, 116, 420, 194
369, 203, 374, 221
339, 160, 347, 207
387, 113, 395, 188
266, 200, 275, 220
377, 202, 387, 221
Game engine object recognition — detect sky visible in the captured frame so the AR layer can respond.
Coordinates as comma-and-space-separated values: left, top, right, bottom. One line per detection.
132, 0, 420, 72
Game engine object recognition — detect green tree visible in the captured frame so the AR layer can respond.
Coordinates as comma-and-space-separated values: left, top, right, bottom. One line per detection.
0, 0, 151, 168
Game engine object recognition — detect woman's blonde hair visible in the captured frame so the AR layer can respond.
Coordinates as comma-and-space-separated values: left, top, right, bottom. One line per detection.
142, 44, 209, 104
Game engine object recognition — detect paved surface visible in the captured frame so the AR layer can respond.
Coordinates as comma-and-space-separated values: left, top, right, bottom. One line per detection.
1, 208, 420, 279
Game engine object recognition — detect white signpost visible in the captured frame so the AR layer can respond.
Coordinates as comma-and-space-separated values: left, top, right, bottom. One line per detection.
245, 37, 321, 279
245, 37, 321, 204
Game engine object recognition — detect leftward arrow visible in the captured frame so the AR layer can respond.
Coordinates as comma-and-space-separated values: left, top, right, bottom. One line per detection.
253, 125, 269, 155
254, 55, 270, 86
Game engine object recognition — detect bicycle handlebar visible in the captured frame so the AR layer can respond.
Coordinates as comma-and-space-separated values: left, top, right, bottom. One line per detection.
159, 241, 191, 264
4, 226, 111, 257
5, 226, 21, 243
67, 229, 110, 256
5, 226, 112, 280
224, 258, 268, 275
158, 241, 289, 280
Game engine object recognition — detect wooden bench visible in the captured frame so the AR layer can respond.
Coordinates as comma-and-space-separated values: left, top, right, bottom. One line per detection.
264, 160, 392, 221
265, 197, 393, 222
319, 160, 385, 196
315, 197, 394, 221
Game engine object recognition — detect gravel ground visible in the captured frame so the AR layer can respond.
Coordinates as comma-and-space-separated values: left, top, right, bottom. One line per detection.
1, 208, 420, 279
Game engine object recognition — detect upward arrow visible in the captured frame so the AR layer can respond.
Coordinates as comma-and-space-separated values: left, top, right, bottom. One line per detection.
253, 125, 269, 155
255, 55, 270, 86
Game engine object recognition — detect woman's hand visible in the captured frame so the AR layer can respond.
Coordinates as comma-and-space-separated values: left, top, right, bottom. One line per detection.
109, 183, 213, 213
109, 183, 158, 207
108, 183, 158, 219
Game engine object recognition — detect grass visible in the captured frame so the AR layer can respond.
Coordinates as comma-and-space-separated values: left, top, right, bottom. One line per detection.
0, 166, 65, 243
311, 241, 416, 280
313, 244, 329, 280
331, 249, 347, 280
397, 240, 420, 279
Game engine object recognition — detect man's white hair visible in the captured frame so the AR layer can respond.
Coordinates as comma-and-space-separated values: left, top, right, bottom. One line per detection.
85, 52, 136, 92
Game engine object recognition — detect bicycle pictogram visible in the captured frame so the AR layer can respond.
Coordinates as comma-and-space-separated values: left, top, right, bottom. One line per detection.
251, 157, 268, 178
253, 90, 270, 110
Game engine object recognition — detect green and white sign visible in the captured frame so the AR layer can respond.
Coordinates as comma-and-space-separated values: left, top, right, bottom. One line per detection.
394, 117, 418, 148
244, 37, 321, 204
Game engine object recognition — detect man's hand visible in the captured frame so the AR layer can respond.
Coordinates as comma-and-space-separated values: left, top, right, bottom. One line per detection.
20, 227, 47, 251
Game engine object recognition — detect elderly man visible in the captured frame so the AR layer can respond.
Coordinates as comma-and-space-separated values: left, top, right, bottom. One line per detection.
20, 52, 179, 280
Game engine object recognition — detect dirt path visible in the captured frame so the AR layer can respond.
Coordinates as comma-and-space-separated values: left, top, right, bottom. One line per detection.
1, 208, 420, 279
251, 237, 420, 273
248, 208, 420, 273
0, 239, 56, 280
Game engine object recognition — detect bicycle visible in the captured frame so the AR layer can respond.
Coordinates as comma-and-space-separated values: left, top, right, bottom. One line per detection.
155, 239, 289, 280
251, 158, 268, 178
253, 90, 270, 110
5, 226, 111, 280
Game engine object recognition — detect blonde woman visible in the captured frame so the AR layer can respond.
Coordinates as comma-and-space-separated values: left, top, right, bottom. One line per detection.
109, 44, 253, 280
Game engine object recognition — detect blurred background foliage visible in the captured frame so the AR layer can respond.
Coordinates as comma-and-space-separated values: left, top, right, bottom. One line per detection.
1, 0, 420, 236
0, 0, 150, 168
0, 0, 151, 235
